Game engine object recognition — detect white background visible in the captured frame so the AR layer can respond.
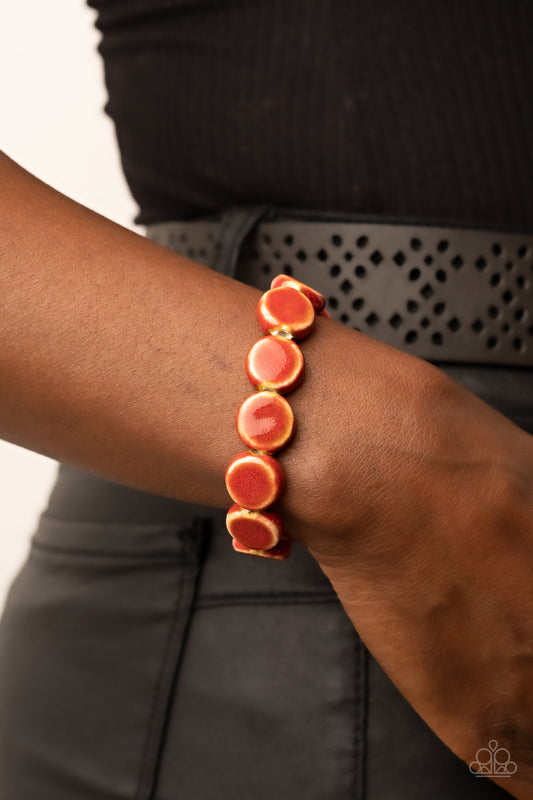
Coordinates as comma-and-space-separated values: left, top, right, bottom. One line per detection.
0, 1, 137, 610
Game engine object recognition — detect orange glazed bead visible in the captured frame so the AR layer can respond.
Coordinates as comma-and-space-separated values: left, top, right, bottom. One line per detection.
245, 335, 304, 393
236, 391, 294, 453
225, 451, 284, 510
226, 504, 283, 550
270, 275, 326, 312
232, 536, 291, 560
257, 286, 315, 340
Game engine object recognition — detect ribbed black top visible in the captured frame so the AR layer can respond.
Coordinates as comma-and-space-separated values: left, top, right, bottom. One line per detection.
88, 0, 533, 230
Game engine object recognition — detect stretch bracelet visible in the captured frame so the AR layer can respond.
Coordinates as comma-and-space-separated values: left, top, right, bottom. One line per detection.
224, 275, 328, 560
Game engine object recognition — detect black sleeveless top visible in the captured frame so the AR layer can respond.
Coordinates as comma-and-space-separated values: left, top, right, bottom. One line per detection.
88, 0, 533, 230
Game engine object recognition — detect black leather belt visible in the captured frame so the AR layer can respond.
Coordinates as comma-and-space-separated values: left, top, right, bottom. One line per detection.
147, 207, 533, 366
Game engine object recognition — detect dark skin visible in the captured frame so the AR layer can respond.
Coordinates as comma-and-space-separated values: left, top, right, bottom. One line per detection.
1, 151, 532, 798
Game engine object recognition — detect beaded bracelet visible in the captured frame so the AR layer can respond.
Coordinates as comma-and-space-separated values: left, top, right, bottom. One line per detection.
225, 275, 328, 560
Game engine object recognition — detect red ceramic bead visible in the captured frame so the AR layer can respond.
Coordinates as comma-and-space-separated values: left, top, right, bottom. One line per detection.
257, 286, 315, 340
236, 391, 294, 453
270, 274, 326, 313
226, 503, 284, 550
245, 335, 304, 393
225, 451, 284, 510
232, 536, 292, 560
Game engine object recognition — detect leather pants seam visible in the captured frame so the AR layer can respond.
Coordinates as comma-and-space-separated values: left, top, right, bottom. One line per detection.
29, 540, 189, 562
353, 636, 368, 799
134, 523, 207, 800
196, 595, 340, 610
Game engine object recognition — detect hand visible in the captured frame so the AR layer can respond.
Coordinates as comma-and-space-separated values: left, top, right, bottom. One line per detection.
280, 317, 533, 799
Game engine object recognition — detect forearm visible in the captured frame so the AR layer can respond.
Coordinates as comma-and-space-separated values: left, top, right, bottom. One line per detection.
0, 153, 433, 515
0, 151, 264, 506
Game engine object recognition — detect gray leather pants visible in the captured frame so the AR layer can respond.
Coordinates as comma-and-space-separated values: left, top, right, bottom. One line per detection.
0, 207, 530, 799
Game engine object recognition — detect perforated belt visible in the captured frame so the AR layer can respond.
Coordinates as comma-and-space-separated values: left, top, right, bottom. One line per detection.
147, 207, 533, 365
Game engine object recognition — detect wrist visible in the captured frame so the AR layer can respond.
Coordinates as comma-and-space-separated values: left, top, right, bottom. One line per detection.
279, 320, 531, 565
276, 318, 437, 550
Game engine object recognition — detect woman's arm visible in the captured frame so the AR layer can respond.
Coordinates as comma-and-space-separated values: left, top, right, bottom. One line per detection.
0, 149, 263, 506
2, 150, 532, 797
